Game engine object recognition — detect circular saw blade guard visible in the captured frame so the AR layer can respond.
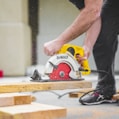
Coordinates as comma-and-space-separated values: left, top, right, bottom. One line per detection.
44, 53, 82, 80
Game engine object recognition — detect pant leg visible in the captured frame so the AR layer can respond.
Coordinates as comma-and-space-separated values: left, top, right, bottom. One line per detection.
69, 0, 84, 10
93, 4, 119, 98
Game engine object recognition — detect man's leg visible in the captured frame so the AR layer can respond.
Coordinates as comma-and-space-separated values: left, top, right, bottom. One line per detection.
93, 1, 119, 98
93, 17, 118, 98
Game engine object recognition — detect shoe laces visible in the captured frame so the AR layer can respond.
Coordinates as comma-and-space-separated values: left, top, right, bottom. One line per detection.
92, 92, 100, 97
96, 93, 105, 101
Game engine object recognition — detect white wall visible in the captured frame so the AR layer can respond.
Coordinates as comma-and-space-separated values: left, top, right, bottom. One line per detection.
0, 0, 31, 76
37, 0, 119, 72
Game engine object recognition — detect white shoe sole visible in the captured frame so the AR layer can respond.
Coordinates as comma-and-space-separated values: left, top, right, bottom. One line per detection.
80, 99, 117, 105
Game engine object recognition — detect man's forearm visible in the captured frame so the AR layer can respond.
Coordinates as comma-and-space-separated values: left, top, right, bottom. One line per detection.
56, 9, 96, 45
56, 0, 103, 45
83, 17, 101, 51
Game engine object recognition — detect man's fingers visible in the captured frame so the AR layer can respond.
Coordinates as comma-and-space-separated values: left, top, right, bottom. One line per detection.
76, 54, 87, 65
44, 48, 56, 56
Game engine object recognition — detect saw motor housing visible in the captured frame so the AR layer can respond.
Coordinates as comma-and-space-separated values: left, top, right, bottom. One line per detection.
58, 44, 90, 75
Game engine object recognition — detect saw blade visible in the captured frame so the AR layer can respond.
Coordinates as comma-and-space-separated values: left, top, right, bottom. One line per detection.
49, 63, 71, 80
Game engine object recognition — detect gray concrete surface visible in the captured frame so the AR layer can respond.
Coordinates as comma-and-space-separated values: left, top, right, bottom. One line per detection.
0, 74, 119, 119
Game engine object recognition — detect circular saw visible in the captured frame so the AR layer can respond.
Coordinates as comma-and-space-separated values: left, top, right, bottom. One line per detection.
31, 44, 91, 82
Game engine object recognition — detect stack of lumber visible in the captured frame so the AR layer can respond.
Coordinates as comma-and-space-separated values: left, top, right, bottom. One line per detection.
0, 93, 66, 119
0, 80, 92, 118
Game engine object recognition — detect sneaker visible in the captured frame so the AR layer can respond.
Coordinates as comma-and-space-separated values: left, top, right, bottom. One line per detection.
79, 91, 116, 105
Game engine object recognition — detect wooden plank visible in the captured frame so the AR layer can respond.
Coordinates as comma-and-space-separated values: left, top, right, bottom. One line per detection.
112, 93, 119, 100
69, 88, 93, 98
0, 102, 66, 119
0, 81, 92, 93
69, 92, 84, 98
0, 93, 34, 107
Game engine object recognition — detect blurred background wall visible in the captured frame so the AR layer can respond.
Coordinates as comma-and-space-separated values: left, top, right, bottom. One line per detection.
0, 0, 31, 76
0, 0, 118, 76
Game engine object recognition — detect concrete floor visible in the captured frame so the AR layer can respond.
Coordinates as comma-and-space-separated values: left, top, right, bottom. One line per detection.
0, 69, 119, 119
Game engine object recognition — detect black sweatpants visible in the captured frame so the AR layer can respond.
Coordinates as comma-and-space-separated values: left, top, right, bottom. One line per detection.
93, 0, 119, 97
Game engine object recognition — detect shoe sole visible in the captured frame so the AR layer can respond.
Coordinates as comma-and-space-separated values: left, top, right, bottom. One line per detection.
79, 99, 117, 105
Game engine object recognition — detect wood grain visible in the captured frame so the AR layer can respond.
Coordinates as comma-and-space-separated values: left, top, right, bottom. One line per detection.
0, 81, 92, 93
0, 102, 66, 119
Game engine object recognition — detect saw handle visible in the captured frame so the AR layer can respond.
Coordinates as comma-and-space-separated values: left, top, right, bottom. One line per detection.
58, 44, 91, 75
67, 47, 75, 56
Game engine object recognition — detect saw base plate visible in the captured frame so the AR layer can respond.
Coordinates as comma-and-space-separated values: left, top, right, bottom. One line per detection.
31, 78, 84, 82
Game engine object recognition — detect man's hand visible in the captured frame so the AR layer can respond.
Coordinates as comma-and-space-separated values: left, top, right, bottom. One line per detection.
76, 45, 91, 66
44, 40, 63, 56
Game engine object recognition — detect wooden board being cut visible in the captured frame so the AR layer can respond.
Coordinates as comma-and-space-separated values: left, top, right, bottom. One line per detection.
0, 81, 92, 93
0, 102, 66, 119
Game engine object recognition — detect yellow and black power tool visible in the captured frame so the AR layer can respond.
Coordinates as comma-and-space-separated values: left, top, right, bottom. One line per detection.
58, 44, 91, 75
